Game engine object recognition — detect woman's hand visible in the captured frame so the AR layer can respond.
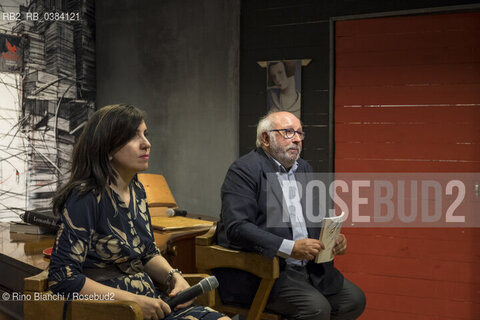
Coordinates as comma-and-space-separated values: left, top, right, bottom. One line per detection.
133, 294, 171, 320
168, 273, 195, 310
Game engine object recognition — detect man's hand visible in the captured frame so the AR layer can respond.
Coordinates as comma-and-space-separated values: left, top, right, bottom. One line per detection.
168, 273, 194, 310
333, 234, 347, 255
291, 239, 325, 260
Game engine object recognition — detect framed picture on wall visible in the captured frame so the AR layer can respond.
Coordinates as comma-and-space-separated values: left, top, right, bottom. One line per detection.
266, 60, 302, 119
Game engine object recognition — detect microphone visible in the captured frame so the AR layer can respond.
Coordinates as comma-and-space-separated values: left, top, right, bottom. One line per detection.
166, 276, 218, 308
22, 210, 59, 231
166, 208, 188, 217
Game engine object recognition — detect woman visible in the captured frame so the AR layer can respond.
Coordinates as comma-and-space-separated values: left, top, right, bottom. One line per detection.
267, 61, 301, 119
49, 104, 228, 320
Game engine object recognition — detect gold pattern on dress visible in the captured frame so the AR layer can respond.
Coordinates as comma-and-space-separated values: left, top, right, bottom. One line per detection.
131, 187, 138, 219
94, 235, 122, 261
65, 266, 73, 277
109, 223, 128, 243
54, 223, 65, 248
70, 240, 86, 262
114, 256, 129, 264
130, 279, 144, 292
107, 237, 122, 254
63, 208, 87, 232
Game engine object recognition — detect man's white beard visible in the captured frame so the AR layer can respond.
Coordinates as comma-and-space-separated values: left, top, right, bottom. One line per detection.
268, 135, 301, 169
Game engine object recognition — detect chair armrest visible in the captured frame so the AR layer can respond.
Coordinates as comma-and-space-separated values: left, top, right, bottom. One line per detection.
23, 271, 213, 318
195, 225, 216, 246
24, 269, 49, 292
196, 245, 279, 280
23, 270, 146, 319
183, 273, 210, 283
71, 300, 143, 320
24, 299, 143, 320
183, 273, 215, 307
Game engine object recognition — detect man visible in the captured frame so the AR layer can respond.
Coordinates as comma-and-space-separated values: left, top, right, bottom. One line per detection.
216, 112, 365, 320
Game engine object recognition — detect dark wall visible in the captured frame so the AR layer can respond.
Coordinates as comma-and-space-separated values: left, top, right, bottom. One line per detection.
96, 0, 240, 216
240, 0, 480, 172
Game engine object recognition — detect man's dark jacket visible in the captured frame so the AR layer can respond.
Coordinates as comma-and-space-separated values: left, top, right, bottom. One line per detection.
216, 148, 344, 305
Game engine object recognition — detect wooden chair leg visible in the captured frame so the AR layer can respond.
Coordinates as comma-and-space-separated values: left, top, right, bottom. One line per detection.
247, 278, 275, 320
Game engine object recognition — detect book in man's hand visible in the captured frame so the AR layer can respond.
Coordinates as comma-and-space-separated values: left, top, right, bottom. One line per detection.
315, 211, 345, 263
9, 222, 52, 235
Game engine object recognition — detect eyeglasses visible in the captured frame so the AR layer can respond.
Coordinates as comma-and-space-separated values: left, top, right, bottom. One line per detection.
270, 128, 305, 140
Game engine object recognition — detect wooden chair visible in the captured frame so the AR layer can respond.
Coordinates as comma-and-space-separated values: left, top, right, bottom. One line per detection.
23, 270, 214, 320
137, 173, 212, 273
196, 225, 280, 320
137, 173, 177, 216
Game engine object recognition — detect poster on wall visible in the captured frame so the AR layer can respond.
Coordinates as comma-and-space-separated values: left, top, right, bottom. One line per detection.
266, 60, 302, 119
0, 34, 22, 73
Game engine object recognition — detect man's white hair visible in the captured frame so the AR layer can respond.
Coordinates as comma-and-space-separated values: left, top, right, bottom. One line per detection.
255, 112, 276, 148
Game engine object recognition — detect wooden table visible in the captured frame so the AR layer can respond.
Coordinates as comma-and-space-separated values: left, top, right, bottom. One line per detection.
155, 227, 212, 273
151, 214, 215, 273
0, 222, 55, 319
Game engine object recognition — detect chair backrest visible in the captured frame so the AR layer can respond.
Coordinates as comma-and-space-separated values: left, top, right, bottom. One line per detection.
195, 225, 280, 320
137, 173, 177, 216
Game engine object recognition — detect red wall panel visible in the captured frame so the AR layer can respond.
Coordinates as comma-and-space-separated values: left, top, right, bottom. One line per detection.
334, 12, 480, 319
